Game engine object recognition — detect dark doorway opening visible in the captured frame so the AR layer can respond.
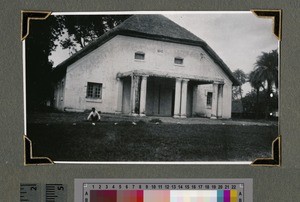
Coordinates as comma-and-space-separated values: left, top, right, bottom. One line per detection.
146, 77, 175, 116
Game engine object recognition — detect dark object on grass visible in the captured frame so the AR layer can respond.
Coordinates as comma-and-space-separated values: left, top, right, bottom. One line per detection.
149, 118, 162, 123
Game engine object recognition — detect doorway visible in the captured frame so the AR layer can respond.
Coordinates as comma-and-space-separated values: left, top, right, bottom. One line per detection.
146, 77, 175, 116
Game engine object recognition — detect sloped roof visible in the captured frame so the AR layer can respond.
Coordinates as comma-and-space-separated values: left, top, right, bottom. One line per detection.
116, 14, 204, 43
54, 14, 240, 86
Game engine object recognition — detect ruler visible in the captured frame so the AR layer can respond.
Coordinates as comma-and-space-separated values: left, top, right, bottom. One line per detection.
20, 183, 67, 202
20, 183, 41, 202
45, 184, 67, 202
75, 179, 253, 202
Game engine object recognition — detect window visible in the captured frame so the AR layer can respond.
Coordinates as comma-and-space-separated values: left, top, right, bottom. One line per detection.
134, 52, 145, 60
207, 92, 213, 108
174, 57, 184, 65
86, 82, 102, 99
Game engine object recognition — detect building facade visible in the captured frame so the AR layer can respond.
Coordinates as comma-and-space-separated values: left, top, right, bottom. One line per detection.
53, 15, 239, 118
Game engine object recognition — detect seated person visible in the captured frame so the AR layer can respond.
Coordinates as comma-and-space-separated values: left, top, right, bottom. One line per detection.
87, 107, 101, 122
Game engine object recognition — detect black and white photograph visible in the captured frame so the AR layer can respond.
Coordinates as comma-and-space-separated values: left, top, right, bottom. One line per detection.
24, 11, 279, 163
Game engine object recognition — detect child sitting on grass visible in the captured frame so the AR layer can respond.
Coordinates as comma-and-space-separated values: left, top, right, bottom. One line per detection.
87, 107, 101, 122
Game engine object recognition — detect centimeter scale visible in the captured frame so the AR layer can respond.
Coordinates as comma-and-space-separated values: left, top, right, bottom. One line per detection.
75, 179, 253, 202
20, 184, 67, 202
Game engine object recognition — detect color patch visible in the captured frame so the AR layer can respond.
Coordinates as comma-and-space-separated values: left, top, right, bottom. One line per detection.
224, 190, 230, 202
144, 190, 170, 202
89, 189, 239, 202
90, 190, 117, 202
117, 190, 143, 202
230, 190, 238, 202
217, 190, 224, 202
170, 190, 218, 202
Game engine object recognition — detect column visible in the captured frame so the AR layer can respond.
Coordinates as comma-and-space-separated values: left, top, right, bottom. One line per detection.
217, 84, 224, 118
211, 82, 219, 119
180, 79, 189, 118
115, 77, 123, 114
130, 75, 139, 116
139, 75, 148, 116
192, 85, 198, 117
173, 78, 182, 118
134, 76, 141, 114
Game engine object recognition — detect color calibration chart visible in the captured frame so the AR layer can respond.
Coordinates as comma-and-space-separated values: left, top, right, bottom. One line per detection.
74, 179, 253, 202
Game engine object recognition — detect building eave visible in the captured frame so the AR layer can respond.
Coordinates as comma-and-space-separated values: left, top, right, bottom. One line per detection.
53, 29, 240, 86
117, 69, 224, 85
202, 44, 241, 86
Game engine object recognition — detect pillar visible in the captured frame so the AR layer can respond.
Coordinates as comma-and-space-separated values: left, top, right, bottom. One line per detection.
116, 77, 123, 113
192, 85, 198, 117
217, 84, 224, 118
180, 79, 189, 118
139, 75, 148, 116
211, 82, 219, 119
130, 75, 139, 116
173, 78, 182, 118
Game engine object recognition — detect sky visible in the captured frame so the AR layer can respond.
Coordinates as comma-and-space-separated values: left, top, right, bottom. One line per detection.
50, 12, 279, 95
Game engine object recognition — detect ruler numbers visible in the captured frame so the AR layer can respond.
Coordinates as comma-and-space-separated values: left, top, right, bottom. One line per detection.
46, 184, 67, 202
20, 183, 66, 202
86, 183, 242, 191
20, 184, 41, 202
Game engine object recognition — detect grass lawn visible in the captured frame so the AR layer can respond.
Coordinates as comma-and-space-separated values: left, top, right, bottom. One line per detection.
27, 115, 278, 161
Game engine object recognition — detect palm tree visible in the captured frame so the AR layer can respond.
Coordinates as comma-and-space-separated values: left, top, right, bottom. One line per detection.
249, 70, 264, 117
249, 49, 278, 118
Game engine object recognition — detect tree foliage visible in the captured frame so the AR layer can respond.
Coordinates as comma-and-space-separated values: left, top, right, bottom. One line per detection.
242, 90, 278, 119
25, 15, 130, 111
59, 15, 131, 54
232, 69, 247, 100
25, 15, 63, 110
248, 49, 278, 118
252, 49, 278, 89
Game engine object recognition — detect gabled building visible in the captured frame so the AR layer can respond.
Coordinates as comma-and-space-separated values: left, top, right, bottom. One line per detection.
53, 15, 239, 118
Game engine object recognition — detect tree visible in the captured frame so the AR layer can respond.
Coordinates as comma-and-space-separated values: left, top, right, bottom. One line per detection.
232, 69, 247, 100
25, 15, 130, 111
249, 49, 278, 118
25, 15, 63, 111
59, 15, 131, 54
248, 70, 264, 118
242, 90, 278, 119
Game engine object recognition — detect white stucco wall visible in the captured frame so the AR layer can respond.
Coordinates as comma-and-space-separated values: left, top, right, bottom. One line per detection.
57, 35, 233, 118
62, 38, 119, 112
194, 83, 232, 119
53, 77, 65, 111
113, 35, 231, 81
222, 83, 233, 118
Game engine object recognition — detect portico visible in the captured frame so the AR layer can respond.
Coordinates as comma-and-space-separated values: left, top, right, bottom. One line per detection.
116, 70, 225, 119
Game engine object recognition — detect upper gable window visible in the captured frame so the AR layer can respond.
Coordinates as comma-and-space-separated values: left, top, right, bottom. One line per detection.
134, 52, 145, 60
174, 57, 184, 65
